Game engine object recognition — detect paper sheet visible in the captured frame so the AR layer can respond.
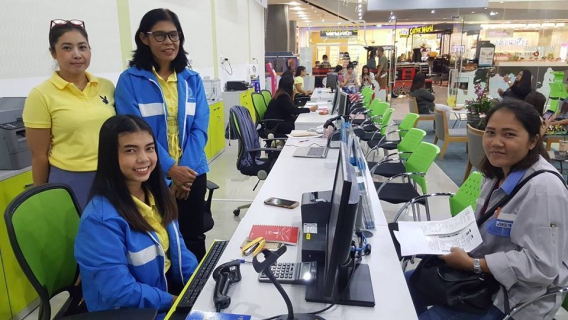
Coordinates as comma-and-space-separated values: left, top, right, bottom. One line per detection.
398, 206, 482, 256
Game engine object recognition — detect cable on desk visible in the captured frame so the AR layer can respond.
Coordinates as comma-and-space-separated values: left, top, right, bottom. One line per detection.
222, 59, 233, 75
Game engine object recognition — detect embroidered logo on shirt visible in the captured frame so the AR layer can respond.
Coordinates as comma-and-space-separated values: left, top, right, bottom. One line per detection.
100, 95, 109, 104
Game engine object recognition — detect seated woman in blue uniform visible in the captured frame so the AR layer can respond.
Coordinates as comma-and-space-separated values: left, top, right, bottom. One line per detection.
75, 115, 198, 318
405, 100, 568, 319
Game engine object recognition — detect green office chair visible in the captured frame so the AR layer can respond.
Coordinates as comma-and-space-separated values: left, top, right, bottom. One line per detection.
366, 113, 419, 155
261, 89, 272, 105
547, 83, 568, 113
251, 92, 283, 139
4, 184, 157, 320
368, 127, 426, 176
361, 87, 373, 107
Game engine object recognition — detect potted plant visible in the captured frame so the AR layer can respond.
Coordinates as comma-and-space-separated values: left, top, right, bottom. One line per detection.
466, 82, 494, 130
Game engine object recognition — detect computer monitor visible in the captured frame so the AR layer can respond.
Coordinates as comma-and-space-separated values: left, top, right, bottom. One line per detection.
326, 72, 338, 92
337, 91, 348, 117
305, 142, 375, 307
330, 87, 340, 115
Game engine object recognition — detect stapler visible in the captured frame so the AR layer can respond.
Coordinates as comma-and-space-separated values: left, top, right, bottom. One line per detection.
241, 236, 266, 256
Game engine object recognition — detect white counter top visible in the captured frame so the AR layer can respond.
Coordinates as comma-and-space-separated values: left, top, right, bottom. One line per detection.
0, 166, 31, 182
496, 61, 568, 67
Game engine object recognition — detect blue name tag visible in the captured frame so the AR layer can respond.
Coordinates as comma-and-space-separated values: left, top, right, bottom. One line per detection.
486, 218, 513, 238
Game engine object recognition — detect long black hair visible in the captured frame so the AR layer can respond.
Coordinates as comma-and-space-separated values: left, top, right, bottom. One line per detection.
130, 8, 189, 73
295, 66, 306, 77
90, 115, 178, 232
274, 75, 294, 103
514, 69, 532, 89
479, 100, 549, 180
410, 72, 426, 92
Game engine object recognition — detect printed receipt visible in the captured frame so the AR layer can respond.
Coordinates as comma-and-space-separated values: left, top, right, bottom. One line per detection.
398, 206, 483, 256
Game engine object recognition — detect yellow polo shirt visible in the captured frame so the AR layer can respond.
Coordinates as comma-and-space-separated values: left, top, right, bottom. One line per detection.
152, 68, 182, 164
132, 192, 171, 272
23, 72, 115, 171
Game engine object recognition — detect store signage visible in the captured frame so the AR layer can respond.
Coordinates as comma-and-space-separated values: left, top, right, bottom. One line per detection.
493, 37, 528, 46
487, 30, 513, 37
399, 28, 409, 38
320, 29, 358, 38
409, 25, 434, 35
451, 45, 465, 53
479, 47, 495, 67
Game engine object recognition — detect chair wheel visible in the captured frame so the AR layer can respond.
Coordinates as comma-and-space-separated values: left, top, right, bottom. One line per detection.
233, 209, 240, 216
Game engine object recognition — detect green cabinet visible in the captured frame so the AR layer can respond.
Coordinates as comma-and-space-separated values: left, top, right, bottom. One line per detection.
239, 89, 255, 124
205, 101, 225, 162
0, 170, 37, 318
0, 250, 12, 320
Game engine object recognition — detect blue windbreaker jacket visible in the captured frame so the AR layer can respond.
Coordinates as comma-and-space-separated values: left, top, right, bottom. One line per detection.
74, 196, 198, 319
115, 67, 210, 176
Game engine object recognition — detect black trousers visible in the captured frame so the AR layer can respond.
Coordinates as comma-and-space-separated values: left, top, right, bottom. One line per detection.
176, 173, 207, 262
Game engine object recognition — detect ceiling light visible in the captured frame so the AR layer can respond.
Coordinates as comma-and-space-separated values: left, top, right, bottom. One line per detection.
288, 1, 299, 5
376, 24, 382, 27
431, 10, 435, 13
557, 23, 566, 27
322, 19, 325, 22
358, 4, 362, 7
471, 11, 475, 13
290, 7, 304, 10
337, 22, 341, 25
489, 11, 498, 16
484, 7, 487, 9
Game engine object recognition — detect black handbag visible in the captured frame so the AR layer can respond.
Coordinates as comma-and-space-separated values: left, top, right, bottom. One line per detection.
409, 170, 565, 314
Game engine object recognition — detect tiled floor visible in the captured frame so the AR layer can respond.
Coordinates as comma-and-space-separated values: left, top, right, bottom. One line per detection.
21, 87, 568, 319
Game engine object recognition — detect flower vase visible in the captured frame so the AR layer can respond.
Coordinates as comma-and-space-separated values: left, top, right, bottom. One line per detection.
467, 113, 481, 129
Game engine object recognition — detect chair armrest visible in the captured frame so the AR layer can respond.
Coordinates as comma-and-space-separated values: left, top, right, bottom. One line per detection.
376, 172, 427, 196
248, 148, 282, 153
370, 157, 405, 174
206, 180, 220, 191
393, 193, 455, 222
260, 118, 284, 123
60, 308, 157, 320
505, 286, 568, 320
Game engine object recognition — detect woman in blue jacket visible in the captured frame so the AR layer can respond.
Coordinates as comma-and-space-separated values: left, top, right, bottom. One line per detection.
75, 115, 197, 317
115, 8, 210, 260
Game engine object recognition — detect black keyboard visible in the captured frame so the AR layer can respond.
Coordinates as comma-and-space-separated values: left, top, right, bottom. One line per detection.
176, 240, 228, 311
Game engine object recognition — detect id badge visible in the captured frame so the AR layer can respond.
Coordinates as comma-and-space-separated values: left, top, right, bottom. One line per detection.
486, 217, 514, 238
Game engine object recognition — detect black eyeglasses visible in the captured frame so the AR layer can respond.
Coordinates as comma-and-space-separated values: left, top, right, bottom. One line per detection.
50, 19, 86, 29
146, 31, 181, 42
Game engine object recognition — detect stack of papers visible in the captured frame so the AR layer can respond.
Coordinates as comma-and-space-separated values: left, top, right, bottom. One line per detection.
287, 130, 321, 137
397, 206, 482, 256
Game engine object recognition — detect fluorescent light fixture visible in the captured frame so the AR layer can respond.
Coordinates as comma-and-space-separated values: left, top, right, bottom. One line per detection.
557, 23, 566, 27
431, 10, 435, 13
471, 11, 475, 13
542, 22, 555, 27
376, 24, 382, 27
489, 11, 498, 16
290, 7, 304, 10
322, 19, 325, 22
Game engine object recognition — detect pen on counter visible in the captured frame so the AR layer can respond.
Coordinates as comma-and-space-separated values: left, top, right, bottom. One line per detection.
233, 259, 252, 264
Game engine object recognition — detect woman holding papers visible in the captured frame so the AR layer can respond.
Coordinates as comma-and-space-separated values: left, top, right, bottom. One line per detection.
264, 76, 317, 135
405, 100, 568, 319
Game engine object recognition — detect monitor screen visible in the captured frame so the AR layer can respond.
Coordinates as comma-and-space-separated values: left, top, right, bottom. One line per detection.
323, 142, 360, 296
330, 88, 340, 115
326, 72, 338, 92
337, 91, 348, 117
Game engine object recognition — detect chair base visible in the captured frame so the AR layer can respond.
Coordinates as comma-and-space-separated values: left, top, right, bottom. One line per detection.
233, 203, 251, 216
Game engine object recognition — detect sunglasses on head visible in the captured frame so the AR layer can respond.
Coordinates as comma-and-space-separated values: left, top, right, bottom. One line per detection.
50, 19, 86, 29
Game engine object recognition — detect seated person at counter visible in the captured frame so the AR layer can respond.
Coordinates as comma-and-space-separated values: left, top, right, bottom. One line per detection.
524, 91, 546, 116
341, 62, 358, 93
405, 100, 568, 319
294, 66, 312, 96
409, 72, 450, 116
498, 69, 532, 101
319, 54, 331, 68
334, 65, 344, 84
264, 76, 317, 135
360, 65, 375, 89
75, 115, 198, 317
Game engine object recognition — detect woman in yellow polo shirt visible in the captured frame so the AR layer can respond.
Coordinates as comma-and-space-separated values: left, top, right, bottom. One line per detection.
23, 19, 115, 210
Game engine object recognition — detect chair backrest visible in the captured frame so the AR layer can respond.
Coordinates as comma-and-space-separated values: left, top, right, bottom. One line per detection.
404, 142, 441, 193
229, 106, 264, 174
550, 83, 568, 98
379, 108, 394, 135
398, 113, 419, 138
449, 171, 483, 216
251, 93, 268, 123
261, 90, 272, 105
369, 101, 389, 119
397, 128, 426, 160
434, 108, 447, 140
4, 184, 81, 309
408, 96, 419, 113
466, 124, 485, 169
361, 88, 373, 106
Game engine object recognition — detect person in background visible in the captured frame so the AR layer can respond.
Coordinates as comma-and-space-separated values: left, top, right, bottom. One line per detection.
409, 72, 450, 117
498, 69, 532, 101
294, 66, 312, 96
524, 91, 546, 116
314, 61, 320, 68
115, 8, 209, 261
366, 49, 377, 70
23, 19, 115, 210
341, 63, 358, 93
75, 115, 197, 319
375, 46, 388, 90
264, 76, 317, 135
334, 65, 344, 84
319, 54, 331, 68
360, 65, 375, 89
405, 100, 567, 319
397, 53, 407, 62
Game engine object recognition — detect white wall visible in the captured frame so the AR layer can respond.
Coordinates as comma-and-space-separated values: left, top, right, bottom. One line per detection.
0, 0, 265, 97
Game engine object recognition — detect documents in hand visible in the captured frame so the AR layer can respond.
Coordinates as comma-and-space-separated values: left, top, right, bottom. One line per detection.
397, 206, 482, 256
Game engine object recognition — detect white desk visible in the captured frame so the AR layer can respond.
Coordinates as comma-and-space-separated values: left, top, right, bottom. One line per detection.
178, 139, 416, 319
294, 112, 330, 131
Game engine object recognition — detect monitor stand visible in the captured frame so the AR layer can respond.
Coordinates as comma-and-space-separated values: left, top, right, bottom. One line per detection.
305, 263, 375, 307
